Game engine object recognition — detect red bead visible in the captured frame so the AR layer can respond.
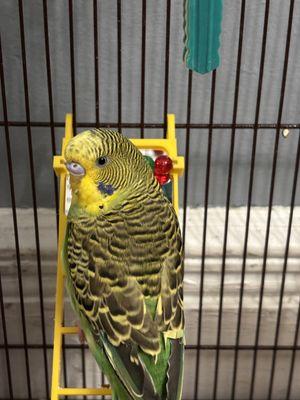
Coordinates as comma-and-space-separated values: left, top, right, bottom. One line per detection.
154, 155, 173, 186
155, 174, 169, 185
154, 155, 173, 175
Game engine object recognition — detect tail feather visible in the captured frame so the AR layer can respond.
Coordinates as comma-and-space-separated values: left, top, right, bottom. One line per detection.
166, 338, 184, 400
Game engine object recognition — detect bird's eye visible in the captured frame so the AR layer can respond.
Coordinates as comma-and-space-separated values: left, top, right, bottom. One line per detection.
97, 156, 108, 167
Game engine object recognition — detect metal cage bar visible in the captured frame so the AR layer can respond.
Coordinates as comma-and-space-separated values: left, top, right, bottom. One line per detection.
0, 274, 13, 399
0, 34, 32, 400
213, 1, 246, 397
249, 1, 295, 398
1, 120, 299, 129
194, 69, 217, 400
117, 0, 122, 134
231, 0, 271, 397
182, 70, 193, 249
93, 0, 100, 127
18, 1, 50, 397
140, 0, 146, 139
163, 0, 171, 138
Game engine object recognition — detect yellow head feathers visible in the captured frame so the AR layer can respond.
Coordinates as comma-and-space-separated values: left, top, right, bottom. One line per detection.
64, 129, 155, 215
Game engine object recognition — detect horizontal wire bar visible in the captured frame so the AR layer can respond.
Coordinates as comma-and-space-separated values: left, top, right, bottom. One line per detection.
1, 343, 299, 351
0, 121, 299, 129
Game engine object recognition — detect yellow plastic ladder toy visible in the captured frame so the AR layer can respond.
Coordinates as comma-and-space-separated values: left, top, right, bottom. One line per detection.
51, 113, 184, 399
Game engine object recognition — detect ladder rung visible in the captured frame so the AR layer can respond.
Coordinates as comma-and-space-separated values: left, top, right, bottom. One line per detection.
60, 326, 79, 334
58, 387, 111, 396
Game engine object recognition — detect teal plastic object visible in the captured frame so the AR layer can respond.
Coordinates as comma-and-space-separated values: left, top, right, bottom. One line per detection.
162, 180, 173, 203
184, 0, 223, 74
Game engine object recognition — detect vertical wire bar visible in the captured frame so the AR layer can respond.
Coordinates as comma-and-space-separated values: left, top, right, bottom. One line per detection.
267, 4, 296, 397
231, 1, 271, 397
67, 0, 77, 390
0, 272, 14, 399
68, 0, 76, 132
182, 70, 193, 249
163, 0, 171, 138
212, 2, 246, 398
81, 345, 87, 391
268, 129, 300, 399
68, 1, 86, 392
286, 295, 300, 399
40, 13, 69, 382
182, 70, 192, 394
42, 0, 59, 232
93, 2, 104, 393
101, 372, 105, 400
18, 1, 50, 397
93, 0, 100, 126
0, 34, 32, 400
140, 0, 146, 139
117, 0, 122, 133
193, 70, 217, 400
249, 1, 295, 398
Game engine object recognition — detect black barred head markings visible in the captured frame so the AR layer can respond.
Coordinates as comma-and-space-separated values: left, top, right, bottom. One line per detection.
64, 129, 157, 214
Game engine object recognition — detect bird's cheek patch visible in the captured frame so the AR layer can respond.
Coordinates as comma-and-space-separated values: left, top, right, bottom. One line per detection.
98, 182, 115, 196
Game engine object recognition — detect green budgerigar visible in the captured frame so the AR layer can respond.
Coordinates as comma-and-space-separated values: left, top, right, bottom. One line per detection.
63, 129, 184, 400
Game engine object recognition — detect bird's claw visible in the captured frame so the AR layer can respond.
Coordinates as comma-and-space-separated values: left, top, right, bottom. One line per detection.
78, 325, 86, 343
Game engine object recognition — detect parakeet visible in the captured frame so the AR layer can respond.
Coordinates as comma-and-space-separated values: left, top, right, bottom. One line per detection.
63, 128, 184, 400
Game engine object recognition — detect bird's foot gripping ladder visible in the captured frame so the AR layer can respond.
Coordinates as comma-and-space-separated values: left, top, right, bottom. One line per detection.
51, 113, 184, 400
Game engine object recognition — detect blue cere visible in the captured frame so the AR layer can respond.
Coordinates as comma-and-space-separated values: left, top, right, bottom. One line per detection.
98, 182, 115, 196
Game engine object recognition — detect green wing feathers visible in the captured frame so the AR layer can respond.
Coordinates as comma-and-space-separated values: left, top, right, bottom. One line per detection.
63, 193, 184, 399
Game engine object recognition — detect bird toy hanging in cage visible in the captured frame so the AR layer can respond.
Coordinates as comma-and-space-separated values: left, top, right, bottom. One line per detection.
184, 0, 223, 74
